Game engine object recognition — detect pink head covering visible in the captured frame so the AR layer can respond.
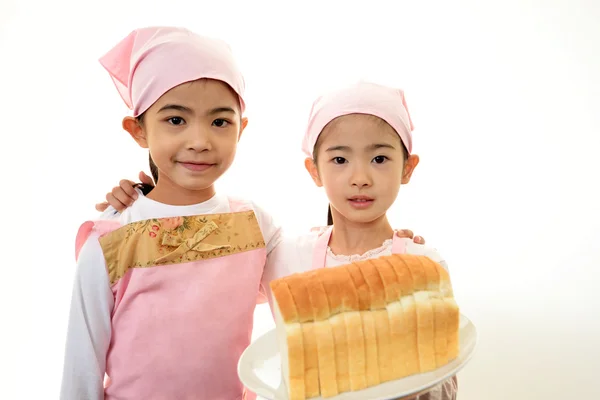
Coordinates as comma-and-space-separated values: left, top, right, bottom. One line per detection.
99, 26, 245, 117
302, 81, 415, 157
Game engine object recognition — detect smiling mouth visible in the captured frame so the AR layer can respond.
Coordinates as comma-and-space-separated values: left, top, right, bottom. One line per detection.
178, 162, 216, 172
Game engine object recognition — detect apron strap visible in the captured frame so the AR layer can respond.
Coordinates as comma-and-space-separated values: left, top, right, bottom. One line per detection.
227, 197, 251, 212
391, 230, 407, 254
311, 225, 334, 270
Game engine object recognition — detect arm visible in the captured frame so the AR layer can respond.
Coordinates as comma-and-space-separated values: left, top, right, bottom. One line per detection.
261, 236, 299, 314
251, 203, 283, 304
60, 236, 114, 400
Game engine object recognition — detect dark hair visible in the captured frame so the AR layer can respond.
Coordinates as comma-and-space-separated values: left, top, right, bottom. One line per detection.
133, 113, 157, 196
313, 115, 409, 226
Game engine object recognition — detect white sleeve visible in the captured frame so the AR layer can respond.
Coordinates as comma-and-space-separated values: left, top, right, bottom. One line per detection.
404, 240, 450, 272
261, 238, 292, 308
240, 202, 282, 304
261, 233, 315, 312
60, 235, 114, 400
252, 202, 283, 255
97, 206, 121, 221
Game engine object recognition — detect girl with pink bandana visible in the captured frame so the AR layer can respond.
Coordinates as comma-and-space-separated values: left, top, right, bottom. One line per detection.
60, 26, 282, 400
98, 81, 458, 399
262, 81, 458, 400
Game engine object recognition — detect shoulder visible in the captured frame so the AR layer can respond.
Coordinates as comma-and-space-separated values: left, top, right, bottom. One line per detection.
75, 220, 122, 261
403, 239, 450, 272
277, 230, 319, 256
228, 197, 283, 254
74, 222, 117, 280
264, 231, 318, 281
97, 206, 121, 220
96, 204, 141, 226
233, 198, 275, 222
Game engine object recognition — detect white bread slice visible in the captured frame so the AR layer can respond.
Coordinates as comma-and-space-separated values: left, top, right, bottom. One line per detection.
445, 298, 460, 360
305, 272, 338, 397
271, 279, 305, 400
371, 259, 400, 382
403, 256, 437, 372
358, 262, 384, 387
319, 268, 351, 392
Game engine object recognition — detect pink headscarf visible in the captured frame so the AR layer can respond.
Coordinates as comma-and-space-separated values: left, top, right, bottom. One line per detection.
302, 81, 415, 158
99, 26, 246, 117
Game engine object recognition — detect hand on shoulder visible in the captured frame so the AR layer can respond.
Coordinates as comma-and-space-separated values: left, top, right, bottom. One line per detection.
95, 171, 154, 213
394, 229, 426, 245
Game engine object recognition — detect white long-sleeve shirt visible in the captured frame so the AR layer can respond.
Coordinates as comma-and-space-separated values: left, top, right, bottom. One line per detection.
60, 192, 281, 399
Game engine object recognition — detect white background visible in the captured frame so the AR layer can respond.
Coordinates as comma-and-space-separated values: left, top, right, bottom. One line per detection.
1, 0, 599, 398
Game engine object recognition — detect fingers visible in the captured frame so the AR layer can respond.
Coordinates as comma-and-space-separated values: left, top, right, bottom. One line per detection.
95, 202, 108, 212
105, 192, 129, 213
119, 179, 139, 200
105, 181, 137, 212
413, 235, 426, 245
395, 229, 414, 239
139, 171, 154, 186
394, 229, 426, 245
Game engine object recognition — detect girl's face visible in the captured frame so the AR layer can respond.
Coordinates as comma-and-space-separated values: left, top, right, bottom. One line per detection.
306, 114, 419, 224
123, 78, 247, 204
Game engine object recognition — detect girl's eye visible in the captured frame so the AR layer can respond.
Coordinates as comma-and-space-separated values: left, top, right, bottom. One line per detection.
212, 119, 230, 127
167, 117, 185, 126
332, 157, 347, 164
373, 155, 388, 164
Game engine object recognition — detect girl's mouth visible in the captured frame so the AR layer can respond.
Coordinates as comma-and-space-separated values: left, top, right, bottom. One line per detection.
348, 196, 374, 209
179, 162, 215, 172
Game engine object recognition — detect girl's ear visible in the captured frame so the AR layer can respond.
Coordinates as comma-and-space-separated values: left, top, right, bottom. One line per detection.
238, 117, 249, 141
401, 154, 420, 184
123, 116, 148, 148
304, 157, 323, 187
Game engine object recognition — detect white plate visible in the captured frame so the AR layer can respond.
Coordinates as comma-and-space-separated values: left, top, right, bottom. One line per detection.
238, 314, 477, 400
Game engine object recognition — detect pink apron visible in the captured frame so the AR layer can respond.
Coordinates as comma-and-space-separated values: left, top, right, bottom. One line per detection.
75, 198, 265, 400
308, 226, 457, 400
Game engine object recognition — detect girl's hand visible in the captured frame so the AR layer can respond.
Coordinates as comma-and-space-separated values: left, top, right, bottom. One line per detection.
95, 171, 154, 213
395, 229, 426, 245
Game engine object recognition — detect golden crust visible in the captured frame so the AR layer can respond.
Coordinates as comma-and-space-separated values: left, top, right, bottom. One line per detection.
271, 254, 460, 399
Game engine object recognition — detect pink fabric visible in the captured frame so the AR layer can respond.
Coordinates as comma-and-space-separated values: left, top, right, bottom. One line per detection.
75, 199, 266, 400
75, 220, 122, 260
311, 226, 407, 270
106, 250, 265, 400
302, 81, 415, 157
99, 26, 245, 117
391, 233, 407, 254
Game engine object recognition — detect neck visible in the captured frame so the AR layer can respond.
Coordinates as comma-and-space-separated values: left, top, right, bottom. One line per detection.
328, 210, 394, 256
146, 179, 216, 206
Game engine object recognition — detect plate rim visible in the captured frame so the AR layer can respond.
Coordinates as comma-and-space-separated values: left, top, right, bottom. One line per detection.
239, 313, 478, 400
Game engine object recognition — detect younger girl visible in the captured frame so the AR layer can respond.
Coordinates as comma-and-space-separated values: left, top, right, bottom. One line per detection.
60, 26, 282, 400
100, 81, 457, 399
262, 81, 458, 400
